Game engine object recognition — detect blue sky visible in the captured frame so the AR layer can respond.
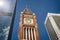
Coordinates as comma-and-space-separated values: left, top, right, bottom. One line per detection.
11, 0, 60, 40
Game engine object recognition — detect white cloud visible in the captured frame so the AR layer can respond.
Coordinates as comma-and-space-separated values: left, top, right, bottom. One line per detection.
0, 0, 14, 13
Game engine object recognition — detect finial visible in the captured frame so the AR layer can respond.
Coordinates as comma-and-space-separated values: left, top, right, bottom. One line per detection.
22, 5, 32, 14
25, 5, 30, 12
26, 4, 28, 8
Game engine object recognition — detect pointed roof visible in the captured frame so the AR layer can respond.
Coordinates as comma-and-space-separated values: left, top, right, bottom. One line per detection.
23, 8, 33, 15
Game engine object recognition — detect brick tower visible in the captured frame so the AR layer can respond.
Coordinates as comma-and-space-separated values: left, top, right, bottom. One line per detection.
18, 8, 40, 40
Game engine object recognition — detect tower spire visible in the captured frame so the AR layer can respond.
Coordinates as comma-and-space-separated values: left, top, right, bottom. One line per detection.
26, 4, 28, 9
23, 7, 32, 15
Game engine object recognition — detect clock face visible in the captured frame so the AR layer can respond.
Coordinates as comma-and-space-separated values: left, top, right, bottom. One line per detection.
24, 18, 33, 24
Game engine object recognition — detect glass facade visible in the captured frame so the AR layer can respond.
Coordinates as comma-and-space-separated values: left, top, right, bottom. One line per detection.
0, 0, 16, 40
45, 13, 60, 40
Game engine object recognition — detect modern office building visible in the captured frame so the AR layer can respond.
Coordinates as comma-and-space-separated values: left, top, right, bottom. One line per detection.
0, 0, 16, 40
18, 8, 40, 40
44, 13, 60, 40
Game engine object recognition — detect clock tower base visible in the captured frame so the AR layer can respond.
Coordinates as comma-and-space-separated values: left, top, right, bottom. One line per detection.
18, 27, 40, 40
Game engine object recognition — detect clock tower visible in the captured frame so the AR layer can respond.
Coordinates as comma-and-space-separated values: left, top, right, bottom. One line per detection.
18, 8, 40, 40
